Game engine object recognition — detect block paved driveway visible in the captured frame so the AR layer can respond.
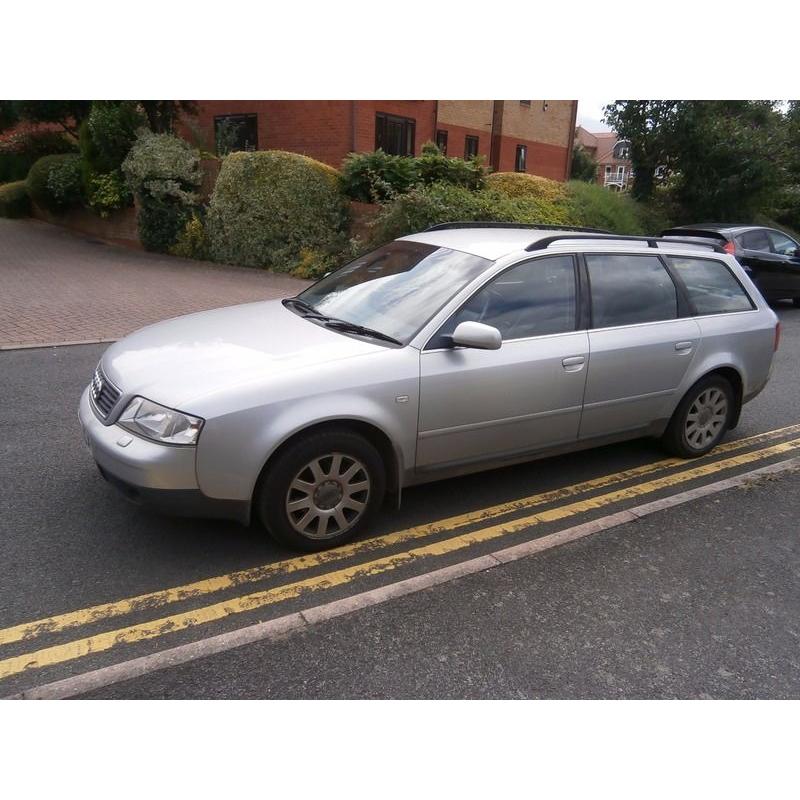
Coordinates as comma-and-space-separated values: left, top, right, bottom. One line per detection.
0, 219, 309, 348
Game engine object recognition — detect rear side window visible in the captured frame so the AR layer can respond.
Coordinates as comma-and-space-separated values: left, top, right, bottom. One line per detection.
738, 229, 771, 251
586, 254, 677, 328
667, 256, 754, 314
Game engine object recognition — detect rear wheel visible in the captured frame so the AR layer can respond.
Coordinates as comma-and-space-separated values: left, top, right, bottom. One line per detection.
255, 429, 386, 551
661, 375, 734, 458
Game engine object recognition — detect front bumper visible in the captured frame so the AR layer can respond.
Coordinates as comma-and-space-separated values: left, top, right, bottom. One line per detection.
78, 387, 249, 523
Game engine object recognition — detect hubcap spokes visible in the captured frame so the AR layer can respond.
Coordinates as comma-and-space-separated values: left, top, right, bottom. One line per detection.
286, 452, 370, 539
685, 388, 728, 449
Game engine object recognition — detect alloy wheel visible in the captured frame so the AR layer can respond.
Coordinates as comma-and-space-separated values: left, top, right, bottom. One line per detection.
285, 452, 371, 540
685, 387, 728, 450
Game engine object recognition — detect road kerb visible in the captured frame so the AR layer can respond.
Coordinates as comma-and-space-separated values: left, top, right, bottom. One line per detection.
8, 454, 800, 700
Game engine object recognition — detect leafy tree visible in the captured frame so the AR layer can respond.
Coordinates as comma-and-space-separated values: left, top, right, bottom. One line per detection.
669, 101, 786, 222
605, 100, 786, 221
570, 143, 598, 182
603, 101, 680, 201
138, 101, 197, 133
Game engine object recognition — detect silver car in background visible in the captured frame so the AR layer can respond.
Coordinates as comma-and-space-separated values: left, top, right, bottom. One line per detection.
79, 225, 780, 550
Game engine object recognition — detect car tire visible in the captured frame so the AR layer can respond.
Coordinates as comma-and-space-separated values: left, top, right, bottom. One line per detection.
255, 429, 386, 552
661, 374, 735, 458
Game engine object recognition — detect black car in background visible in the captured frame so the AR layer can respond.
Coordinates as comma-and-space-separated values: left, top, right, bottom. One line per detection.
662, 224, 800, 306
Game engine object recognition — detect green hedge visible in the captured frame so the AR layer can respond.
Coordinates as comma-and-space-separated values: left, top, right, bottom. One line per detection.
563, 181, 645, 235
368, 181, 572, 245
25, 153, 82, 213
0, 181, 31, 218
341, 144, 486, 203
206, 150, 349, 269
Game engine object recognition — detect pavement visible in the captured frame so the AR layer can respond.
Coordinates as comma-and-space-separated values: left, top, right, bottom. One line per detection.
0, 218, 307, 348
0, 303, 799, 698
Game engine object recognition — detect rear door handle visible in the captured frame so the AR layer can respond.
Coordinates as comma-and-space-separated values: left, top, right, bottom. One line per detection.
562, 355, 586, 372
675, 341, 693, 353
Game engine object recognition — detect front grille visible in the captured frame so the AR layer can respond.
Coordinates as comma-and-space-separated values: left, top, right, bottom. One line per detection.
90, 365, 121, 419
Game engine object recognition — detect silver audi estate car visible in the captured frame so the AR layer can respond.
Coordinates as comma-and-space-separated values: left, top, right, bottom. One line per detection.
79, 225, 780, 550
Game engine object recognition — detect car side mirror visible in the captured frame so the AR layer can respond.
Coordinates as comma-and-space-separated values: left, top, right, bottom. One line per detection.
451, 321, 502, 350
794, 247, 800, 258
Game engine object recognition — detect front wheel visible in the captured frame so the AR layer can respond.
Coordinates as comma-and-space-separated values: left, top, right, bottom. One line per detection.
255, 429, 386, 551
661, 375, 734, 458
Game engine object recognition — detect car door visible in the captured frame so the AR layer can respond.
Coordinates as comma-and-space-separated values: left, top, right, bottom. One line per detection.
416, 254, 589, 471
736, 228, 784, 298
764, 230, 800, 299
579, 252, 702, 439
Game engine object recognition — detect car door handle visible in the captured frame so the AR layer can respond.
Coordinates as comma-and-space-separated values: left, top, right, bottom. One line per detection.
674, 341, 693, 353
562, 355, 586, 372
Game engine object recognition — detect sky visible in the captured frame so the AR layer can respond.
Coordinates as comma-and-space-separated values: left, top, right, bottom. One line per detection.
576, 99, 613, 132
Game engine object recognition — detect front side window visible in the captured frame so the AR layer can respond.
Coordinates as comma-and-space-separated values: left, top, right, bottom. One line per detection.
298, 242, 491, 344
587, 254, 678, 328
515, 145, 527, 172
429, 255, 577, 348
464, 135, 479, 159
214, 114, 258, 155
768, 230, 799, 256
375, 113, 415, 156
667, 256, 754, 315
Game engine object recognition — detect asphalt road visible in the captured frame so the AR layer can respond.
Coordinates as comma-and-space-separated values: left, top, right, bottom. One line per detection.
1, 301, 799, 698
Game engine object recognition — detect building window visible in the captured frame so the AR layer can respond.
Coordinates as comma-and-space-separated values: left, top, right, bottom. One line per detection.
214, 114, 258, 155
464, 135, 479, 159
614, 140, 631, 159
515, 144, 527, 172
520, 100, 531, 107
375, 113, 415, 156
436, 129, 448, 155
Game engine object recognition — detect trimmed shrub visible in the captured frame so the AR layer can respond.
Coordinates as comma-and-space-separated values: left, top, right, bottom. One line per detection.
123, 129, 202, 203
170, 212, 209, 260
123, 131, 201, 252
0, 130, 77, 183
206, 150, 350, 270
138, 194, 193, 253
86, 170, 132, 218
0, 181, 31, 218
486, 171, 569, 203
26, 153, 82, 213
340, 149, 417, 203
368, 182, 572, 246
415, 142, 486, 191
564, 180, 645, 235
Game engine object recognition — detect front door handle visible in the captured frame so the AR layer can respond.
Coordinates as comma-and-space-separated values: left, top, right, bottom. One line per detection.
674, 341, 693, 353
562, 355, 586, 372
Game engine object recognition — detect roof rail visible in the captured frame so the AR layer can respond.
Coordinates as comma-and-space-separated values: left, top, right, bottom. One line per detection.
525, 234, 727, 254
424, 222, 611, 234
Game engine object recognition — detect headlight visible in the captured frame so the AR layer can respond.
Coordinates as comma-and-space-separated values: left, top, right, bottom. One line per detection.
118, 397, 204, 446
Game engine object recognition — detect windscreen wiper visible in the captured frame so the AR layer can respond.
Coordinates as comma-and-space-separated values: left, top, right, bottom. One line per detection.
282, 297, 324, 317
322, 319, 402, 346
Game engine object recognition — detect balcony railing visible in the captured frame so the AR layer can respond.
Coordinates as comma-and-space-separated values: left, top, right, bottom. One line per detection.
604, 173, 628, 186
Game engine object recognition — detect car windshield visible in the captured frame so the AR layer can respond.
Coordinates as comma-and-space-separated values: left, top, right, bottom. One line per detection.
297, 241, 493, 344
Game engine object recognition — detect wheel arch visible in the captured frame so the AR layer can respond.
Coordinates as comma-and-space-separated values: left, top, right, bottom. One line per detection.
251, 418, 402, 511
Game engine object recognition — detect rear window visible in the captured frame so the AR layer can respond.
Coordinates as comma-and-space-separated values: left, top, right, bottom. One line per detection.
667, 256, 754, 315
586, 254, 678, 328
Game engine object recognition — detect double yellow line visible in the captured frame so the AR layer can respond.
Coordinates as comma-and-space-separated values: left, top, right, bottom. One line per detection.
2, 424, 800, 682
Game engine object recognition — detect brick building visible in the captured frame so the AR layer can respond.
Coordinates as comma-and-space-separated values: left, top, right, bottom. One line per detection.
183, 100, 578, 181
574, 125, 633, 191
